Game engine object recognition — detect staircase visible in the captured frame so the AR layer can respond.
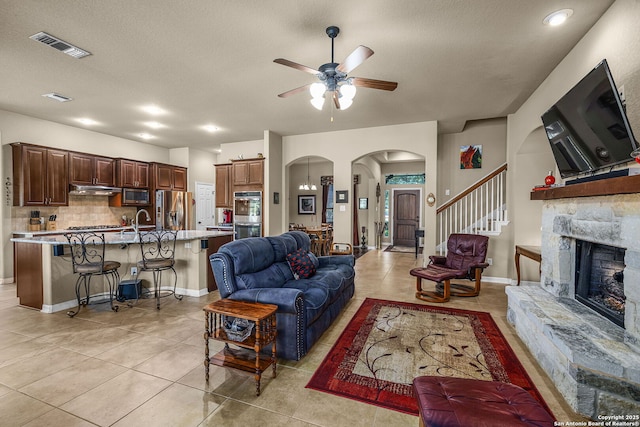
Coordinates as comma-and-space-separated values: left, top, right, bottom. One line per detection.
436, 163, 508, 255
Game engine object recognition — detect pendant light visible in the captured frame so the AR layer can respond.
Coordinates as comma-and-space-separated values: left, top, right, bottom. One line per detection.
299, 157, 317, 191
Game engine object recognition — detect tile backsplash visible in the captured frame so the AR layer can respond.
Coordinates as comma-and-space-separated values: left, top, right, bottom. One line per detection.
12, 195, 137, 231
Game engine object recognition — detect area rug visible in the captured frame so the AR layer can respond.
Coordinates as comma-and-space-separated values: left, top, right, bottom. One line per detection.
384, 245, 422, 254
306, 298, 551, 416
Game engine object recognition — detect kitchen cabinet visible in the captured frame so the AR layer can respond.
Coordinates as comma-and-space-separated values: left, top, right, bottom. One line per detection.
232, 158, 264, 188
69, 152, 115, 186
153, 163, 187, 191
215, 163, 233, 208
117, 159, 149, 188
12, 143, 69, 206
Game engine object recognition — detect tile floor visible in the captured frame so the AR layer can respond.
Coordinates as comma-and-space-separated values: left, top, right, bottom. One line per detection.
0, 250, 582, 426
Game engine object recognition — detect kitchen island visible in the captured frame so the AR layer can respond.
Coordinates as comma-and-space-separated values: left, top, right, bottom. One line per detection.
11, 229, 233, 312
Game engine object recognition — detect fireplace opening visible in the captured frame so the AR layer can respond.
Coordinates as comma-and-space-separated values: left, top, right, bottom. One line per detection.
575, 240, 625, 328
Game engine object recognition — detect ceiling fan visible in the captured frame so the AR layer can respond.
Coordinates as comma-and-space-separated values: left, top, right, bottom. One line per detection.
274, 26, 398, 111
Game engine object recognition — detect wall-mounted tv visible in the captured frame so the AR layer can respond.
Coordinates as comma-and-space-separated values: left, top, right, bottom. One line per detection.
541, 59, 638, 179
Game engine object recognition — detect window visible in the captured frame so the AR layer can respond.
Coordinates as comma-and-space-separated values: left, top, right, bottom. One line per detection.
384, 173, 425, 185
384, 190, 389, 237
325, 184, 334, 224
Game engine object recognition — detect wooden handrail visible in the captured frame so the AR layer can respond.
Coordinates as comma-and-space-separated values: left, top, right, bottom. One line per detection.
436, 163, 508, 214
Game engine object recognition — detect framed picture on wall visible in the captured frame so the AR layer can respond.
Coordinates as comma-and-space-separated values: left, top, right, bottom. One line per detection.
298, 195, 316, 214
336, 190, 348, 203
359, 198, 368, 209
460, 145, 482, 169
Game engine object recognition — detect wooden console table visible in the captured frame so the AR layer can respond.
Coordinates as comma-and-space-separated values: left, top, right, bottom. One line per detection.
204, 299, 277, 395
514, 245, 541, 286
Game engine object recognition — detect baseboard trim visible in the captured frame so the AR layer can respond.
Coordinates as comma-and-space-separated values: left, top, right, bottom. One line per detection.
0, 277, 15, 285
482, 276, 511, 285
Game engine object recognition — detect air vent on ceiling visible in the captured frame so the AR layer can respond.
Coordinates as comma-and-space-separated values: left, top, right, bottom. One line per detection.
42, 92, 73, 102
29, 32, 91, 59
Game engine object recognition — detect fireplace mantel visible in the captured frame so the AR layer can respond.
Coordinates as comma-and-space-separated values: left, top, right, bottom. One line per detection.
530, 174, 640, 200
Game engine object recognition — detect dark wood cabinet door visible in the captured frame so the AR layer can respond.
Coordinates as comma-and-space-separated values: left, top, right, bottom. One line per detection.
173, 167, 187, 191
21, 145, 47, 205
215, 164, 232, 208
69, 152, 94, 185
94, 156, 115, 186
155, 164, 173, 190
119, 159, 137, 187
46, 149, 69, 206
136, 162, 150, 188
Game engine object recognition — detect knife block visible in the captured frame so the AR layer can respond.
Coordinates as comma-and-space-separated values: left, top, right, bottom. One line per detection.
46, 221, 57, 231
29, 218, 41, 231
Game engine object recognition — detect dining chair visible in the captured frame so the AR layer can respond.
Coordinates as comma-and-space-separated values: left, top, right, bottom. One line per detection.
65, 232, 121, 317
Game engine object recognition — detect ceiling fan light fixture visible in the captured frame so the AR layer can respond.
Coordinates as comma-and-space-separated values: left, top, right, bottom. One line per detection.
310, 82, 326, 98
310, 97, 325, 110
340, 83, 356, 101
339, 98, 353, 110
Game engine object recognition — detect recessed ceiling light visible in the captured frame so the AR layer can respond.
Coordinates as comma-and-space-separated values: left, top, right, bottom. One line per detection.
137, 133, 155, 140
144, 121, 165, 129
202, 124, 219, 132
76, 118, 98, 126
543, 9, 573, 26
141, 105, 167, 115
42, 92, 73, 102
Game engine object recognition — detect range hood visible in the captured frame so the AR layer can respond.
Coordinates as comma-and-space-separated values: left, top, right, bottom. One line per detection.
69, 184, 122, 196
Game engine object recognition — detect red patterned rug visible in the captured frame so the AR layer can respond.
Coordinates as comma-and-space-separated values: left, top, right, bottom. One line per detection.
306, 298, 551, 416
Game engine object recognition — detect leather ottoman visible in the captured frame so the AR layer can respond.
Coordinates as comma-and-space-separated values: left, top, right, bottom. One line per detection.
412, 376, 555, 427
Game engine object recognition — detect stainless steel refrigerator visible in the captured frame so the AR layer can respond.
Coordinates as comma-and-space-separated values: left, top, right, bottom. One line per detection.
155, 190, 193, 230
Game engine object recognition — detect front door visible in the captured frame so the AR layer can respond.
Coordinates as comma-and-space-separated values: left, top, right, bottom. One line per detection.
393, 190, 420, 247
195, 182, 215, 230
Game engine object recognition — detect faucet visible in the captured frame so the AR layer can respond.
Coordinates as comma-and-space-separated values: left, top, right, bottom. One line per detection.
135, 209, 151, 236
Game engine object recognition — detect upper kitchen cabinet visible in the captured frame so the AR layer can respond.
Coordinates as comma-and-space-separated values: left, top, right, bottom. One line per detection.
12, 143, 69, 206
232, 158, 264, 189
215, 163, 232, 208
117, 159, 149, 188
69, 152, 115, 187
152, 163, 187, 191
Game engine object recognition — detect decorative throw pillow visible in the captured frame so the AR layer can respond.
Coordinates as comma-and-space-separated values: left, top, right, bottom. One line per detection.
287, 248, 316, 279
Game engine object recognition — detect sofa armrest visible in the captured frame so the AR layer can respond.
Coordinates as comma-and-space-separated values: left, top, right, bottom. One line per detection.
429, 255, 447, 265
318, 254, 355, 268
228, 288, 304, 315
210, 252, 237, 298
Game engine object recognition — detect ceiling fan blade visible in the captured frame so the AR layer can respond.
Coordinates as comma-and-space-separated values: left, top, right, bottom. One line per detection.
336, 45, 374, 74
351, 77, 398, 91
277, 83, 312, 98
333, 91, 341, 109
274, 58, 319, 75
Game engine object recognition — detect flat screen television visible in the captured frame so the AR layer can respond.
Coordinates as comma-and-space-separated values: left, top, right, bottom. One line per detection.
541, 59, 638, 179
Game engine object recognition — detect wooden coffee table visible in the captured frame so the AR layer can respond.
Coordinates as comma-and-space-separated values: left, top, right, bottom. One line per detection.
203, 299, 277, 396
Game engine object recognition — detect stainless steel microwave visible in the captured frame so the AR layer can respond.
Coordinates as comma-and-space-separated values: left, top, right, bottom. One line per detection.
122, 188, 150, 206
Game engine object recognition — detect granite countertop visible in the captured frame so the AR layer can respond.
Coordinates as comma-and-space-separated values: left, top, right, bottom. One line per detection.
11, 229, 234, 245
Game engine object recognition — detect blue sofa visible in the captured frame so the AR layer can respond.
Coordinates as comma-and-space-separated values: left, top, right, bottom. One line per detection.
209, 231, 355, 360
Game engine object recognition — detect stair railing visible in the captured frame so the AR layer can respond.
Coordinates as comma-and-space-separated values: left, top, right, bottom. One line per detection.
436, 163, 508, 255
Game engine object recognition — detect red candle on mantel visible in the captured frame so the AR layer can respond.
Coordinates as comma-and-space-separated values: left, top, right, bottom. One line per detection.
545, 171, 556, 186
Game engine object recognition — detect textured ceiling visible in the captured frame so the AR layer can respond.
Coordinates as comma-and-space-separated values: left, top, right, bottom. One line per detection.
0, 1, 614, 152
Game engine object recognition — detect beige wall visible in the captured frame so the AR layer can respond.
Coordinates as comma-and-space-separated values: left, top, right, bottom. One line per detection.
507, 0, 640, 281
283, 121, 438, 258
438, 118, 507, 203
288, 159, 332, 227
265, 130, 283, 236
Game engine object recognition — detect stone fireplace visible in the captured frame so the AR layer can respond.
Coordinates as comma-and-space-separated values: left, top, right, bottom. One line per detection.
506, 192, 640, 418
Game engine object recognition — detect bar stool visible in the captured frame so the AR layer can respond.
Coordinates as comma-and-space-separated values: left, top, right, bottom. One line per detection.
135, 229, 183, 309
65, 232, 121, 317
